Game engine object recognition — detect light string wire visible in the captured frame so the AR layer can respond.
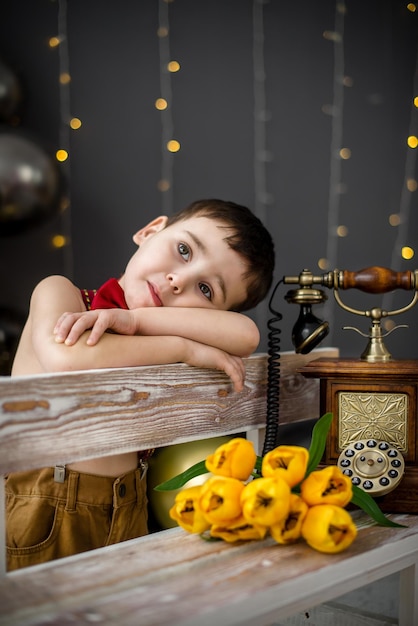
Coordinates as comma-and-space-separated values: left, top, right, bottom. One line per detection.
382, 44, 418, 313
253, 0, 271, 223
323, 0, 346, 338
253, 0, 272, 334
57, 0, 74, 279
158, 0, 174, 215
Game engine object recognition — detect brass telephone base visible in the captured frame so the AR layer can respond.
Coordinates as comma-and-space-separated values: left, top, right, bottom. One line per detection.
299, 357, 418, 514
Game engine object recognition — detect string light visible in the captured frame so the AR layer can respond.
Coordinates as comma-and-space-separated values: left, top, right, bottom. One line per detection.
406, 177, 417, 191
157, 0, 177, 214
382, 25, 418, 312
56, 149, 68, 162
389, 213, 401, 226
167, 139, 180, 152
167, 61, 180, 72
59, 72, 71, 85
253, 0, 273, 220
155, 98, 168, 111
46, 0, 74, 277
402, 246, 415, 259
253, 0, 272, 336
339, 147, 351, 159
69, 117, 82, 130
52, 234, 68, 248
48, 36, 61, 48
322, 0, 347, 337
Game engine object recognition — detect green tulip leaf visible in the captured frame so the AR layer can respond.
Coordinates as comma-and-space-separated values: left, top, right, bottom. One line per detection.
154, 459, 208, 491
351, 485, 406, 528
306, 412, 333, 476
254, 454, 263, 474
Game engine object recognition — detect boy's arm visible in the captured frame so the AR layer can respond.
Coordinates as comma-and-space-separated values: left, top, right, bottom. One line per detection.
54, 306, 260, 357
22, 276, 246, 391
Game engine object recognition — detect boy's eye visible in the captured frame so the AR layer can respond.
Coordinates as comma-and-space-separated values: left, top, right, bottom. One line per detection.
199, 283, 212, 300
178, 242, 190, 260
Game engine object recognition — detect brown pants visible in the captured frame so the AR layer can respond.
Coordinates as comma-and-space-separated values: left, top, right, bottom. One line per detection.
5, 465, 148, 571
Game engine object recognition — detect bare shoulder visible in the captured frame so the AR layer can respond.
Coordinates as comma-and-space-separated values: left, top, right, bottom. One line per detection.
31, 275, 85, 311
33, 274, 79, 295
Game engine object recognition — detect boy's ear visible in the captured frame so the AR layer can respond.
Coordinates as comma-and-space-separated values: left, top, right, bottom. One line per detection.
132, 215, 168, 245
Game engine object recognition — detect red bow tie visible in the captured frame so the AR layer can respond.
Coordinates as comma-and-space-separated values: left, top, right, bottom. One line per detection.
91, 278, 128, 310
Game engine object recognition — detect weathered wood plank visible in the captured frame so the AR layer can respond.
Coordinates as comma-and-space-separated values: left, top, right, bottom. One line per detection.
0, 349, 338, 473
0, 512, 416, 626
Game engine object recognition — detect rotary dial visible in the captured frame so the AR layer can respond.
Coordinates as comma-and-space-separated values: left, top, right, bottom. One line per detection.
337, 439, 405, 497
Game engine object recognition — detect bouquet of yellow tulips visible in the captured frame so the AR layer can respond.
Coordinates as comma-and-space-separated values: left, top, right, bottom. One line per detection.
156, 413, 402, 554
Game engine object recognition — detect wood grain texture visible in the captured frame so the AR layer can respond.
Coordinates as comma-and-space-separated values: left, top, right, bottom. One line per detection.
0, 512, 416, 626
0, 348, 338, 473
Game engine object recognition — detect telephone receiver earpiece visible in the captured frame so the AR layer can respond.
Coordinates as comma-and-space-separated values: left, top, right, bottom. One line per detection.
292, 305, 330, 354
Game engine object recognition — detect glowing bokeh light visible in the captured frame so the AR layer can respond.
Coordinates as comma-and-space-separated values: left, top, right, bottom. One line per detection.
56, 149, 68, 162
401, 246, 415, 260
389, 214, 401, 226
155, 98, 168, 110
59, 72, 71, 85
48, 36, 61, 48
157, 179, 170, 192
52, 235, 67, 248
69, 117, 82, 130
167, 60, 180, 72
167, 140, 180, 152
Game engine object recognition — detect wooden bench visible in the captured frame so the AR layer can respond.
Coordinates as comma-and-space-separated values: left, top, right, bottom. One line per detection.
1, 348, 417, 625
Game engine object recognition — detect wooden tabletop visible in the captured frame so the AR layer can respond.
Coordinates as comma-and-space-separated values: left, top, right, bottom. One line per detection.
1, 512, 417, 626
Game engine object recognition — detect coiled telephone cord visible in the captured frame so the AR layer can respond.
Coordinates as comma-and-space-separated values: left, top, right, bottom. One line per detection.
262, 279, 283, 456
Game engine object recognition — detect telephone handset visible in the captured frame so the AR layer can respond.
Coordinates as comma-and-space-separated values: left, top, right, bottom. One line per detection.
265, 266, 418, 513
283, 266, 418, 361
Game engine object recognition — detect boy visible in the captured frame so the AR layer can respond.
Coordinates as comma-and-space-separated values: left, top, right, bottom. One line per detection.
7, 198, 275, 570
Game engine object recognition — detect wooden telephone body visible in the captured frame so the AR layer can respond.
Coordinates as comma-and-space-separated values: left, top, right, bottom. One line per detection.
300, 357, 418, 513
294, 267, 418, 514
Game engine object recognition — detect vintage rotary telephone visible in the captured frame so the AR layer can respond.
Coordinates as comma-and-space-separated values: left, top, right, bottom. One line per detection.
264, 266, 418, 513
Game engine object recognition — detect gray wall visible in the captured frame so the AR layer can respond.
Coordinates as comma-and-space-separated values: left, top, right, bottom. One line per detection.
1, 0, 417, 369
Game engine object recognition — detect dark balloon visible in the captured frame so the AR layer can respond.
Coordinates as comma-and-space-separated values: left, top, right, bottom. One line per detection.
0, 130, 65, 236
0, 59, 22, 122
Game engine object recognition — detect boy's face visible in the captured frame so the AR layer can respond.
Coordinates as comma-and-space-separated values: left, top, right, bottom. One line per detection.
120, 215, 249, 311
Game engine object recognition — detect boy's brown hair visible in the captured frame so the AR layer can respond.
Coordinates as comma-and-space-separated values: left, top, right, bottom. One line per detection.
166, 199, 275, 312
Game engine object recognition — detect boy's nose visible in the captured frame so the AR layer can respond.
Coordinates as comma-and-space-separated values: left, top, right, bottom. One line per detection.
166, 273, 184, 294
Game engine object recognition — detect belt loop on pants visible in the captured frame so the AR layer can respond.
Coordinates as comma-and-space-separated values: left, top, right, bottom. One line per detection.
65, 471, 79, 512
135, 468, 141, 506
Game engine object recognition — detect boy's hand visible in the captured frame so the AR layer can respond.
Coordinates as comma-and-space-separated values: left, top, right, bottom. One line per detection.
54, 309, 137, 345
183, 341, 246, 393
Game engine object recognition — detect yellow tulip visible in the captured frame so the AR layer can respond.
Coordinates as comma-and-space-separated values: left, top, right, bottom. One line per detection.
301, 504, 358, 553
241, 476, 291, 527
270, 493, 308, 545
169, 486, 211, 534
205, 437, 257, 481
199, 476, 244, 524
300, 466, 353, 507
262, 445, 309, 487
210, 515, 268, 543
